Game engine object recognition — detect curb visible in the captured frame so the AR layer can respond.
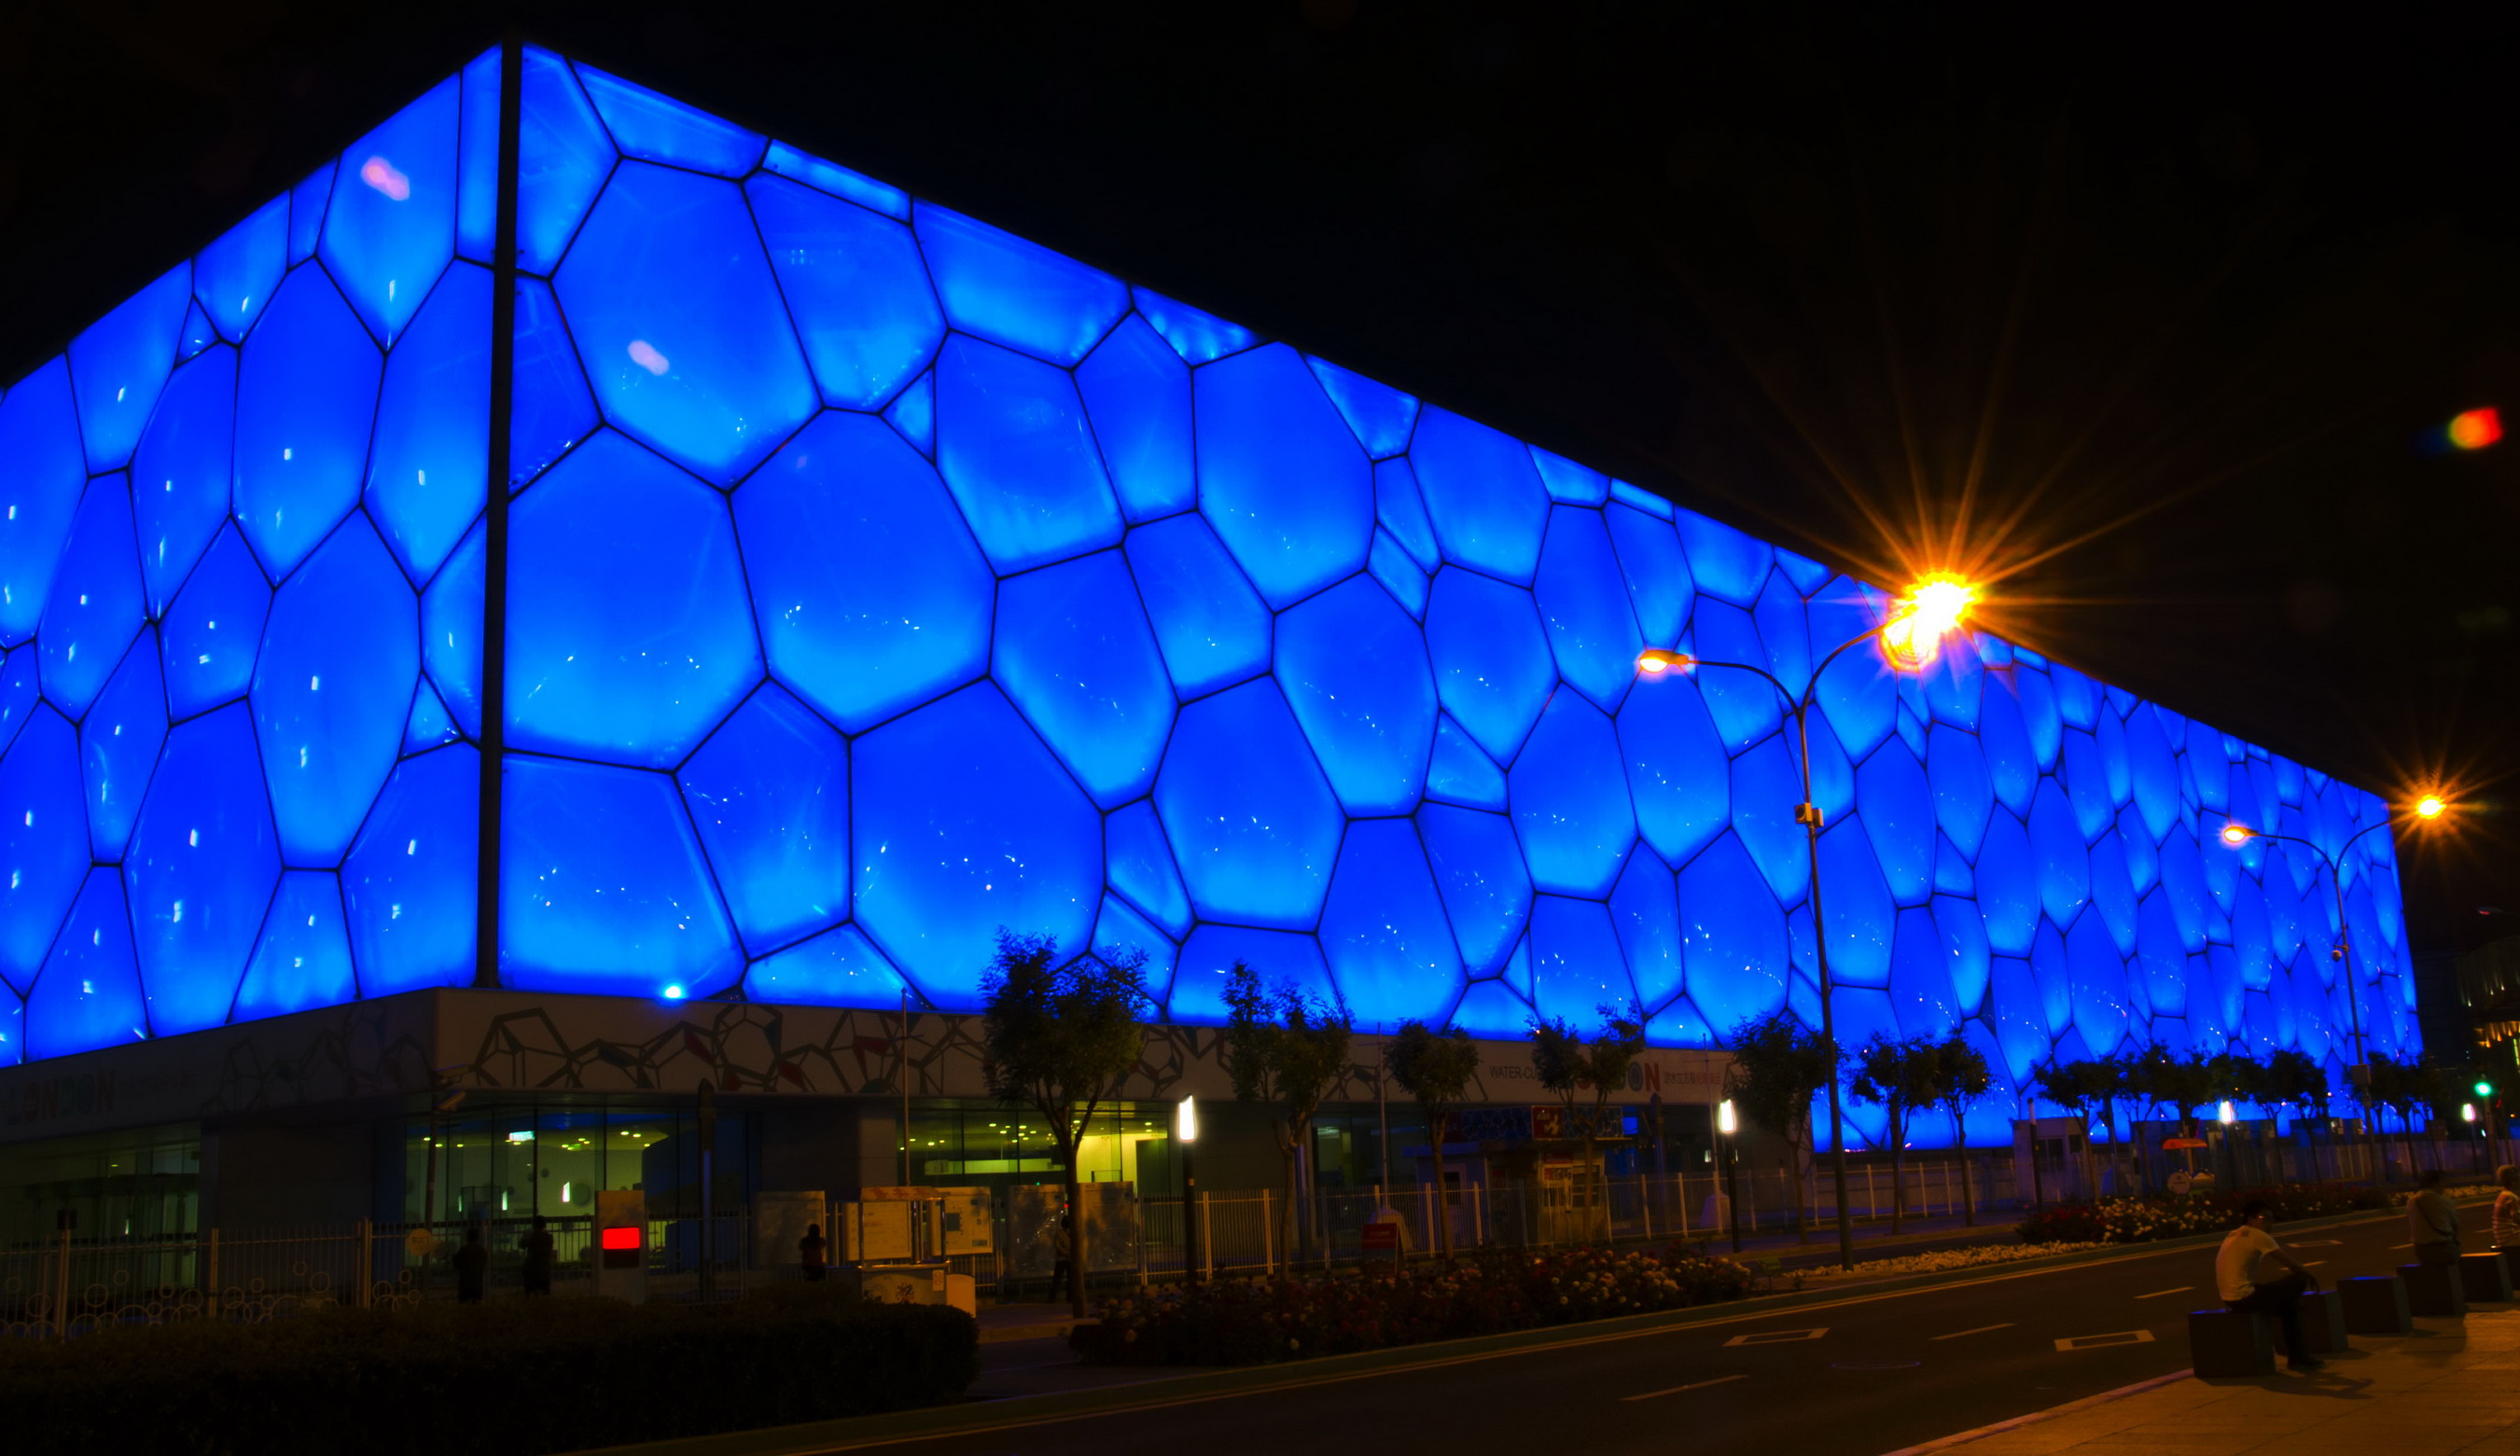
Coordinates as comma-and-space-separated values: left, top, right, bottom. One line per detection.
1873, 1370, 2194, 1456
980, 1318, 1091, 1345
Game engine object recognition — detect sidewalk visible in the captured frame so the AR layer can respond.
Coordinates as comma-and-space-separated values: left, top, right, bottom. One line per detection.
1913, 1308, 2520, 1456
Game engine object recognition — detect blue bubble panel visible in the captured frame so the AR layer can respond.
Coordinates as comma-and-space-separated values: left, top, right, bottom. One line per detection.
1408, 408, 1550, 583
0, 386, 65, 645
884, 369, 934, 455
1888, 906, 1960, 1037
1417, 802, 1534, 978
26, 871, 149, 1058
1509, 691, 1636, 897
516, 47, 614, 276
70, 262, 191, 473
1728, 732, 1811, 908
2232, 883, 2274, 991
232, 267, 383, 578
178, 303, 217, 362
1677, 832, 1790, 1034
1121, 513, 1270, 701
2065, 912, 2132, 1057
1374, 458, 1441, 569
124, 705, 281, 1034
252, 515, 420, 865
747, 172, 945, 410
2061, 728, 2116, 841
853, 685, 1101, 1007
195, 195, 288, 340
1671, 508, 1771, 608
2013, 667, 2063, 771
509, 277, 597, 491
1855, 738, 1935, 907
2158, 826, 2213, 951
1275, 575, 1436, 816
763, 141, 908, 220
80, 643, 168, 860
233, 871, 357, 1019
132, 346, 236, 617
1134, 286, 1254, 365
1608, 846, 1683, 1009
1817, 817, 1895, 989
0, 650, 36, 757
289, 161, 333, 262
422, 519, 482, 736
509, 431, 761, 766
160, 528, 271, 721
456, 49, 501, 259
1319, 819, 1464, 1027
2029, 921, 2075, 1036
1604, 502, 1692, 648
1424, 568, 1554, 765
503, 756, 742, 998
1752, 567, 1812, 697
367, 261, 490, 582
36, 477, 145, 720
737, 411, 992, 735
2087, 830, 2138, 956
574, 61, 765, 176
1193, 343, 1373, 608
1426, 714, 1508, 811
1530, 894, 1634, 1021
2026, 777, 2092, 926
1153, 678, 1342, 929
1078, 314, 1194, 523
1106, 799, 1191, 937
1534, 506, 1644, 712
1170, 925, 1336, 1026
341, 744, 477, 993
1987, 955, 2048, 1081
914, 202, 1129, 366
1919, 631, 1984, 730
320, 75, 458, 345
1093, 895, 1179, 1004
1977, 676, 2038, 818
1687, 600, 1779, 753
0, 710, 87, 995
1369, 529, 1430, 619
2187, 720, 2232, 814
404, 680, 458, 753
678, 684, 851, 956
745, 922, 908, 1007
1933, 892, 1992, 1013
935, 334, 1124, 574
1646, 994, 1716, 1049
1926, 724, 1994, 859
1616, 671, 1730, 868
1306, 356, 1418, 460
994, 549, 1174, 808
1530, 447, 1609, 506
555, 162, 817, 485
2052, 663, 2101, 731
1449, 977, 1538, 1042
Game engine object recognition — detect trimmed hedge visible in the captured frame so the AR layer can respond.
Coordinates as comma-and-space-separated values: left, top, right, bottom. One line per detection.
2016, 1181, 2392, 1244
1, 1285, 979, 1455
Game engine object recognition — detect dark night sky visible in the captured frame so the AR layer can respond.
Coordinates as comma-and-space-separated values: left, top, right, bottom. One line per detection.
4, 2, 2515, 951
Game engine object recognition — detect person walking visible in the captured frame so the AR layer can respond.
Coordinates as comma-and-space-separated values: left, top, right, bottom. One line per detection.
521, 1215, 555, 1296
454, 1224, 491, 1304
2492, 1165, 2519, 1254
2217, 1200, 2324, 1371
2410, 1168, 2460, 1266
800, 1221, 828, 1282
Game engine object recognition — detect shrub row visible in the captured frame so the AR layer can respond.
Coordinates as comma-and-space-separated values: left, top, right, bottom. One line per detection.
1, 1284, 979, 1456
2016, 1181, 2392, 1245
1071, 1244, 1757, 1366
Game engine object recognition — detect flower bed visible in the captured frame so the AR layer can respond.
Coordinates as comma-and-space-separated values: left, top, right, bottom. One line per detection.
1802, 1239, 2110, 1280
1070, 1245, 1757, 1366
2017, 1181, 2393, 1245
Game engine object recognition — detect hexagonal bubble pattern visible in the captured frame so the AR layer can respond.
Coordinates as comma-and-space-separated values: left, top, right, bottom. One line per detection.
0, 50, 2415, 1098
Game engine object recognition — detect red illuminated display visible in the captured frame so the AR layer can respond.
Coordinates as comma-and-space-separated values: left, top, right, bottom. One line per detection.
600, 1226, 642, 1251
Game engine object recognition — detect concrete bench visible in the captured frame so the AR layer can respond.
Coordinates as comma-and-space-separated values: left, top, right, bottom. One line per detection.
2188, 1308, 2276, 1378
2337, 1275, 2411, 1336
2298, 1287, 2351, 1355
2399, 1261, 2468, 1317
2460, 1252, 2513, 1303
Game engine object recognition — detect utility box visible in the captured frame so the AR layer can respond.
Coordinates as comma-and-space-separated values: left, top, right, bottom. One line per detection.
592, 1189, 647, 1303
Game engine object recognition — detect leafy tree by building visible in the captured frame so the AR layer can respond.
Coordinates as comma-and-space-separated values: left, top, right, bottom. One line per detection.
1847, 1033, 1943, 1233
1721, 1010, 1838, 1241
1932, 1034, 1993, 1226
1528, 1000, 1645, 1232
1385, 1020, 1482, 1258
1223, 960, 1355, 1263
980, 932, 1151, 1316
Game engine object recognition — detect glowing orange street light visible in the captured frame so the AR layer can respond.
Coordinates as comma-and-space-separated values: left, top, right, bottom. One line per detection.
2416, 794, 2447, 820
1634, 648, 1692, 675
2221, 823, 2253, 848
1880, 575, 1980, 670
2448, 408, 2503, 451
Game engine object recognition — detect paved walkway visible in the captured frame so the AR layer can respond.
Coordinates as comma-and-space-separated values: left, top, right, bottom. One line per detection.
1915, 1307, 2520, 1456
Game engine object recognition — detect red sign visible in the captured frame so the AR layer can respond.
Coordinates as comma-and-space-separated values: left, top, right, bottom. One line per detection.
600, 1226, 641, 1251
1361, 1222, 1400, 1260
1531, 1105, 1564, 1140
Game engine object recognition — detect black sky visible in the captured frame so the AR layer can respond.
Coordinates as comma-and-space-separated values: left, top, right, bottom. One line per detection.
3, 1, 2514, 951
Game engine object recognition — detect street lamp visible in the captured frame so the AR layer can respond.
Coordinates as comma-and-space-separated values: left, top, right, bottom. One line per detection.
1176, 1095, 1201, 1285
1717, 1098, 1742, 1254
1635, 575, 1977, 1270
2218, 795, 2452, 1172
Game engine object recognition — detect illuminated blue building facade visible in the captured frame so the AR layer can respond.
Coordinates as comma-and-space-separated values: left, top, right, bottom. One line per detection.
0, 49, 2418, 1149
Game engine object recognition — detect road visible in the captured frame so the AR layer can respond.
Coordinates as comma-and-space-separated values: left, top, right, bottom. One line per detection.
923, 1208, 2446, 1456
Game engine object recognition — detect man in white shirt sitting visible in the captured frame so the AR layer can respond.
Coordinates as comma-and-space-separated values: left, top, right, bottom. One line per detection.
2217, 1199, 2324, 1371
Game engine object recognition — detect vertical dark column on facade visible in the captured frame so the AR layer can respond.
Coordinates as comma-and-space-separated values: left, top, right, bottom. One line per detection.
474, 33, 524, 990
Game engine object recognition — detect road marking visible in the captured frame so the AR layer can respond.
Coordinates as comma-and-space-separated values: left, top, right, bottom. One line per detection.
1622, 1374, 1745, 1402
2134, 1286, 2193, 1299
2290, 1240, 2343, 1247
1930, 1323, 2014, 1341
2304, 1261, 2327, 1267
2054, 1329, 2157, 1352
2391, 1242, 2413, 1250
1723, 1326, 1828, 1347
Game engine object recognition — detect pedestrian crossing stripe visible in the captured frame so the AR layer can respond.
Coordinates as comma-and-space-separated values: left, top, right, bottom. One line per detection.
2054, 1329, 2157, 1352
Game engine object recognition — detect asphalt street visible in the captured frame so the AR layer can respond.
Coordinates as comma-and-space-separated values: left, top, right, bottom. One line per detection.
920, 1207, 2465, 1456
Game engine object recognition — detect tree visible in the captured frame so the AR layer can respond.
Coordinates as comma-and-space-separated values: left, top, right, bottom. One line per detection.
2260, 1049, 2332, 1180
2207, 1050, 2274, 1184
1721, 1010, 1839, 1242
2030, 1059, 2106, 1196
1932, 1035, 1993, 1226
980, 932, 1151, 1316
1846, 1033, 1942, 1233
2092, 1053, 2150, 1194
1385, 1020, 1483, 1258
2365, 1052, 2430, 1180
1530, 1000, 1646, 1235
1223, 961, 1354, 1264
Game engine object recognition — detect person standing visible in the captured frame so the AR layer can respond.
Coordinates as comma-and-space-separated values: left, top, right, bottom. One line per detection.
521, 1215, 555, 1296
2410, 1169, 2461, 1265
2217, 1200, 2324, 1371
800, 1222, 828, 1282
2492, 1165, 2519, 1254
454, 1225, 491, 1304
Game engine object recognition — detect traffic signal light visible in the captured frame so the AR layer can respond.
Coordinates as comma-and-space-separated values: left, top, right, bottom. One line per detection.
2477, 1080, 2497, 1099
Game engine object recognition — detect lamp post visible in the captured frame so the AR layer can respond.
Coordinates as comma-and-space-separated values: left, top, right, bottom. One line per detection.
1636, 577, 1975, 1271
1717, 1097, 1742, 1253
1176, 1095, 1200, 1285
2219, 795, 2448, 1179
